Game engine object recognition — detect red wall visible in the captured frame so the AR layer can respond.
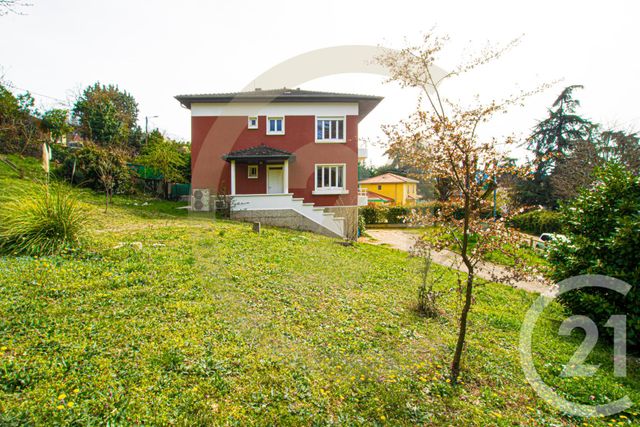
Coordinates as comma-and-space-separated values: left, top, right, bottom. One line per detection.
235, 163, 266, 194
191, 115, 359, 206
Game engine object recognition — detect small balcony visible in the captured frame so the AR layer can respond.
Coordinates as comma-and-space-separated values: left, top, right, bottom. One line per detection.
357, 187, 368, 206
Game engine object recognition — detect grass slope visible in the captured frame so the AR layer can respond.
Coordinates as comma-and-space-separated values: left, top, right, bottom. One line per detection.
0, 157, 638, 425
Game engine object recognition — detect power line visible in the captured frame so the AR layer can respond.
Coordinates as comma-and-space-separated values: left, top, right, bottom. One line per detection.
4, 82, 68, 104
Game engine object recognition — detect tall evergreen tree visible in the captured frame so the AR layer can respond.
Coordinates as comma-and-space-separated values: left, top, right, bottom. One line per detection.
520, 85, 594, 206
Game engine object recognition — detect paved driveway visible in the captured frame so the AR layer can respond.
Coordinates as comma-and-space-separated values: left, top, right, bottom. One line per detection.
362, 229, 556, 297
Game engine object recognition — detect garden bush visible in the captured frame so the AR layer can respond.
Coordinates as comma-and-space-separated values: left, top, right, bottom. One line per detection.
360, 205, 389, 224
548, 163, 640, 350
357, 211, 366, 235
56, 143, 133, 194
386, 206, 411, 223
509, 209, 562, 235
360, 204, 444, 225
0, 183, 88, 256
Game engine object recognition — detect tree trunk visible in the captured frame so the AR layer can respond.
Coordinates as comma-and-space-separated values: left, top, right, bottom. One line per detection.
451, 158, 473, 384
450, 266, 474, 383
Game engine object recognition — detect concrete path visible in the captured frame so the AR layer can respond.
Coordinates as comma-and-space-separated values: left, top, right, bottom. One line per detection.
362, 229, 556, 297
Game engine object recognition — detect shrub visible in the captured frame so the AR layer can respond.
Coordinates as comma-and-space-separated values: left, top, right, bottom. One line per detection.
361, 204, 449, 225
360, 205, 388, 224
56, 143, 133, 194
414, 245, 441, 318
357, 211, 367, 235
386, 206, 411, 223
509, 209, 562, 235
0, 184, 88, 256
548, 163, 640, 350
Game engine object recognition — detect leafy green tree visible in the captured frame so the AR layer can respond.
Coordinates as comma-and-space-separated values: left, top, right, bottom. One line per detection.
357, 162, 376, 180
548, 162, 640, 350
138, 131, 188, 198
72, 83, 140, 149
0, 84, 42, 154
520, 85, 595, 206
41, 108, 73, 143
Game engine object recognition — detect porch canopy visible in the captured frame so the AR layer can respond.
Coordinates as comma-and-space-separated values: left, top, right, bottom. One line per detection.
222, 144, 293, 163
222, 144, 294, 195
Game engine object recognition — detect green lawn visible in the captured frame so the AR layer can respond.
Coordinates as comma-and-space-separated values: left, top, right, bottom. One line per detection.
404, 225, 548, 269
0, 157, 638, 425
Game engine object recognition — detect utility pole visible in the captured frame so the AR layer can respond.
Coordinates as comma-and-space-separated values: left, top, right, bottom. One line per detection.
145, 115, 158, 145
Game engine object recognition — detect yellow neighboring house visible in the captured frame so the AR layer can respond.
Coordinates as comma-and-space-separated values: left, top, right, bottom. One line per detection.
358, 173, 421, 205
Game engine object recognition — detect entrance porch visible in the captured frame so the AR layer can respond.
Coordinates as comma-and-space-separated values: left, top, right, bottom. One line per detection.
222, 144, 293, 196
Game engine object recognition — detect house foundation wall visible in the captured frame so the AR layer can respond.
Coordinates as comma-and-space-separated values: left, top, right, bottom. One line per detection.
231, 209, 343, 239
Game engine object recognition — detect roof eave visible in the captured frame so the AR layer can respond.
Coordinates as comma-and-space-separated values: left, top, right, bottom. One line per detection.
174, 94, 384, 116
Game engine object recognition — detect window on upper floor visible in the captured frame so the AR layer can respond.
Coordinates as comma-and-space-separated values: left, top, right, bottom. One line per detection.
248, 116, 258, 129
267, 117, 284, 135
316, 116, 345, 142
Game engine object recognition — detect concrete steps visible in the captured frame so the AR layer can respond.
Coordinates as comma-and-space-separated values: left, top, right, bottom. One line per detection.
230, 194, 345, 238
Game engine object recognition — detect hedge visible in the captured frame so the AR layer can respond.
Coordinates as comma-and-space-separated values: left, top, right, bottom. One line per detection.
509, 209, 562, 235
360, 205, 435, 225
360, 205, 389, 224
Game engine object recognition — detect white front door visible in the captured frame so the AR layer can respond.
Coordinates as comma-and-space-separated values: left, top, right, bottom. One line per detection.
267, 166, 284, 194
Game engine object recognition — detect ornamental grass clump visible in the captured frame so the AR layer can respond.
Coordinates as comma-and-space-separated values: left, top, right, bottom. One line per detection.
0, 184, 87, 256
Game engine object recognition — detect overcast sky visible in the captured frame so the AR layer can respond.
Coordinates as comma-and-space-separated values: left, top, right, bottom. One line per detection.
1, 0, 639, 165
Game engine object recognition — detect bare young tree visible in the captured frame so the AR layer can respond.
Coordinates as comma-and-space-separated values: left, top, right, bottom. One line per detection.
97, 158, 116, 213
0, 0, 30, 16
550, 140, 601, 200
378, 34, 546, 383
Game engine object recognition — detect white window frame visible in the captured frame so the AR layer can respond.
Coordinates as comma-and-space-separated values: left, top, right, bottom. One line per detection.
266, 116, 285, 135
248, 116, 258, 129
315, 115, 346, 143
247, 164, 258, 179
313, 163, 349, 195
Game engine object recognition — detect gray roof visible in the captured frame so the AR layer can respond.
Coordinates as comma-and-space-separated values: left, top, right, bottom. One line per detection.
222, 144, 293, 162
175, 88, 383, 119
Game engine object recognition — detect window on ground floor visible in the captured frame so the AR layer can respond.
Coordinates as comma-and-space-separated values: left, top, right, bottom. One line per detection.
315, 164, 346, 194
248, 165, 258, 179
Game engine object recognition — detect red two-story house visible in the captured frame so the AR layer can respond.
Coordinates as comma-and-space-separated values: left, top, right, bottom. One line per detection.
175, 88, 383, 239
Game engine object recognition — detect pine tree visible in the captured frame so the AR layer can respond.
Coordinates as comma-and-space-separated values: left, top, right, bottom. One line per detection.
521, 85, 594, 206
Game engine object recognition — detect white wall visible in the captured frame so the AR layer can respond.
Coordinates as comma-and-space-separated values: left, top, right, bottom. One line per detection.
190, 102, 358, 117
